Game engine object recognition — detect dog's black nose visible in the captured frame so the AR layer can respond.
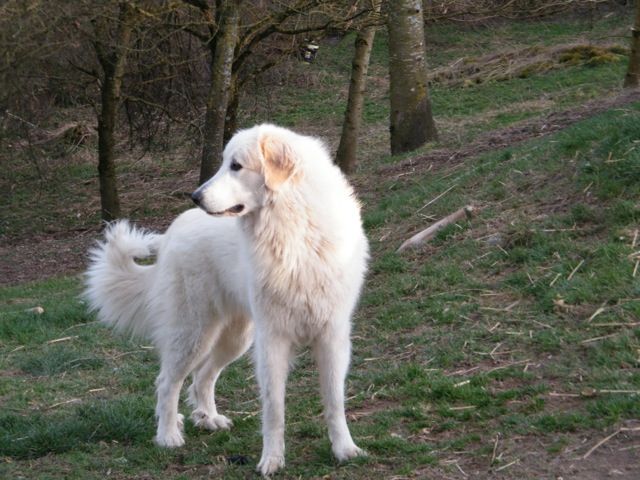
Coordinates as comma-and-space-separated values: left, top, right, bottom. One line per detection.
191, 190, 202, 206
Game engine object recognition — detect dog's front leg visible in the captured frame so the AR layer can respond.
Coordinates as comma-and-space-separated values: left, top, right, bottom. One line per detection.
255, 328, 292, 476
313, 324, 365, 462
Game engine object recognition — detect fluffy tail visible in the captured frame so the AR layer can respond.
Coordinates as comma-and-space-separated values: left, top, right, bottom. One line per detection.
84, 220, 160, 339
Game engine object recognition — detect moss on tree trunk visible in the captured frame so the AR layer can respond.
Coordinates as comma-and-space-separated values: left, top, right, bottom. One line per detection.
94, 2, 136, 221
388, 0, 438, 155
199, 0, 239, 185
336, 13, 378, 174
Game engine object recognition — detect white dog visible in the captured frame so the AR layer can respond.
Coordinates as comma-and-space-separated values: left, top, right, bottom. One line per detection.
85, 124, 369, 475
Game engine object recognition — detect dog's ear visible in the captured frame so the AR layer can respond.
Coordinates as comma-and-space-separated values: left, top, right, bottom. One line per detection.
259, 133, 295, 191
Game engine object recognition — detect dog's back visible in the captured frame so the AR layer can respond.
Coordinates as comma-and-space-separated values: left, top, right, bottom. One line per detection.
85, 209, 249, 340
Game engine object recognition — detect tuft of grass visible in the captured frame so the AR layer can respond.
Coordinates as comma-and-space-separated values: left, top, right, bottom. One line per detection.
17, 347, 104, 376
0, 397, 155, 459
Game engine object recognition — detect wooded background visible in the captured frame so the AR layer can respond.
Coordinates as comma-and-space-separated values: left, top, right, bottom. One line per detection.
2, 0, 638, 221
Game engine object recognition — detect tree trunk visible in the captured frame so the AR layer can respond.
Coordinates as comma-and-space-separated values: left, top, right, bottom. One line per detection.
94, 2, 136, 221
388, 0, 438, 155
624, 0, 640, 88
199, 0, 239, 185
336, 11, 378, 174
97, 72, 122, 222
223, 80, 239, 146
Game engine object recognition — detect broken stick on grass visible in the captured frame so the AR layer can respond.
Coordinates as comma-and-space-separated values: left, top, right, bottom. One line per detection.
397, 205, 475, 252
583, 427, 640, 459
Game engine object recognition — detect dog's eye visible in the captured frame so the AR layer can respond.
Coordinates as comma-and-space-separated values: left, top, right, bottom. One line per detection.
230, 160, 243, 172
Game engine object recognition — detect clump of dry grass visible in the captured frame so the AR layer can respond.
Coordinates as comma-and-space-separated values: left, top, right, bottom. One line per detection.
430, 43, 628, 87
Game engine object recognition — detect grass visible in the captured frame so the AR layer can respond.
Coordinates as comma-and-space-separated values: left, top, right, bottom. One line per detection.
2, 99, 639, 480
2, 6, 640, 479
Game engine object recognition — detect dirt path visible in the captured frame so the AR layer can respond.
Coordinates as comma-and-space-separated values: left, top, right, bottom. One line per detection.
2, 89, 640, 287
379, 89, 640, 175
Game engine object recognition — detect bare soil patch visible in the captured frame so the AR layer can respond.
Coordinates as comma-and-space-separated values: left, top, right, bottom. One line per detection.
0, 215, 177, 287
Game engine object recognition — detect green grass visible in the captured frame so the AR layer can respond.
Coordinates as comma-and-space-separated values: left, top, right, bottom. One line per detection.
2, 7, 640, 479
2, 100, 639, 479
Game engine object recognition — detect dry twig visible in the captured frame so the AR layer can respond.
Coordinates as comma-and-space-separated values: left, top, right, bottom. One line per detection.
583, 427, 640, 459
591, 322, 640, 327
490, 434, 500, 466
567, 259, 585, 281
416, 184, 458, 213
45, 398, 82, 410
46, 335, 78, 345
494, 459, 519, 472
587, 304, 606, 322
581, 333, 617, 344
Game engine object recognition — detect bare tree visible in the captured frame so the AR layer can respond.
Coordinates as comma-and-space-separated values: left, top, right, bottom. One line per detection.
198, 0, 240, 184
181, 0, 363, 181
93, 2, 139, 221
336, 1, 381, 174
624, 0, 640, 88
388, 0, 438, 155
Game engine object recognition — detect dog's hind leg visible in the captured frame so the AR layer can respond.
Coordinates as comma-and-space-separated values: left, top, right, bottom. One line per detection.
188, 314, 253, 430
313, 322, 365, 462
154, 321, 222, 448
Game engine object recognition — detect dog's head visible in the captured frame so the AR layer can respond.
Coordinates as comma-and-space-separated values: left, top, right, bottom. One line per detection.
191, 124, 298, 217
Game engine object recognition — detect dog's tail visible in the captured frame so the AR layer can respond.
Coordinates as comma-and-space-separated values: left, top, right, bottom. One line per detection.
84, 220, 160, 339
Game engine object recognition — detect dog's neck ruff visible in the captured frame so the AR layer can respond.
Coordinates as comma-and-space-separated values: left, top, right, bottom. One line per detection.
239, 183, 342, 334
246, 186, 334, 277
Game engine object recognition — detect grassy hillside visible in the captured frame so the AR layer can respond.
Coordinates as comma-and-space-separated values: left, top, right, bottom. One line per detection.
2, 8, 640, 480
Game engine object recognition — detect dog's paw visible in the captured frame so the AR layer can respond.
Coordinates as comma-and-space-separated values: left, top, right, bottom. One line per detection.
177, 413, 185, 431
257, 454, 285, 477
333, 442, 367, 462
154, 429, 185, 448
191, 410, 233, 431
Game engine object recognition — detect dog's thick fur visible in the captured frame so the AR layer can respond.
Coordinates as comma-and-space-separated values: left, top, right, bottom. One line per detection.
85, 124, 369, 475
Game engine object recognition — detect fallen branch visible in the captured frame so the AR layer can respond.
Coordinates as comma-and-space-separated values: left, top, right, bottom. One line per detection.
14, 122, 93, 148
397, 205, 475, 252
